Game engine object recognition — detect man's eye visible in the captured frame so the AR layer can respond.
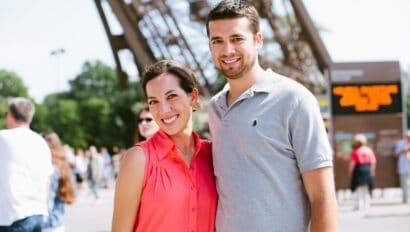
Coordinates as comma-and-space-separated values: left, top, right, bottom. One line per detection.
232, 37, 243, 42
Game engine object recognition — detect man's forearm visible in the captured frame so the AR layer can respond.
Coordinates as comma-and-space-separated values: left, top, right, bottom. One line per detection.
310, 197, 338, 232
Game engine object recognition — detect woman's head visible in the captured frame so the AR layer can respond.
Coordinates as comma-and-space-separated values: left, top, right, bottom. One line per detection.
42, 132, 64, 156
141, 60, 200, 136
353, 134, 367, 147
42, 131, 74, 204
135, 104, 159, 141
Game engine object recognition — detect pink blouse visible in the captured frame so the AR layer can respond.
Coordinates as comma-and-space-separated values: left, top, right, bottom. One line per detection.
350, 146, 376, 164
134, 130, 217, 232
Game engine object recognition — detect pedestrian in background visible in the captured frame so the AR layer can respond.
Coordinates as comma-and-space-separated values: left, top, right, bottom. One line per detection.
42, 132, 75, 232
394, 130, 410, 203
87, 145, 103, 202
0, 97, 53, 231
134, 104, 159, 143
349, 134, 376, 210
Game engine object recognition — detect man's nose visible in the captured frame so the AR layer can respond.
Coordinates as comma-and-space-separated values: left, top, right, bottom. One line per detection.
222, 42, 235, 54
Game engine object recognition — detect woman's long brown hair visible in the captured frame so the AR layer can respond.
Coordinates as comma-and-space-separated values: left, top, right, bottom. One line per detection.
43, 132, 75, 204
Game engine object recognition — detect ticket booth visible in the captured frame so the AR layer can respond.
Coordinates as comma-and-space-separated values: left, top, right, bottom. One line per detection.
329, 61, 405, 189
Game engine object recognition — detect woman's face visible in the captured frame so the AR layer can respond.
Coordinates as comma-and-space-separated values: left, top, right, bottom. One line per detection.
138, 110, 159, 139
145, 72, 198, 136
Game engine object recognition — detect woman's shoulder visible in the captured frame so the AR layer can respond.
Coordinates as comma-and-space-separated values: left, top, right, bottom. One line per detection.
122, 146, 147, 167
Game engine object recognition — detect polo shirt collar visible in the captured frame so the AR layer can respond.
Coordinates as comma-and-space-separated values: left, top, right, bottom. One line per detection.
153, 130, 202, 161
251, 69, 277, 93
214, 69, 277, 109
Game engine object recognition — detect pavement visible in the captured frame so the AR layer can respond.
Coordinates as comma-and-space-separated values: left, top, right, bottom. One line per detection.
65, 187, 410, 232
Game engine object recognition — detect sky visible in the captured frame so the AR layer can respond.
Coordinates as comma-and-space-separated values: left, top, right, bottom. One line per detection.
0, 0, 409, 102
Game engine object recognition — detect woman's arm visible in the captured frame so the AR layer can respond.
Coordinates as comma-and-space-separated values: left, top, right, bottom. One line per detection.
112, 146, 146, 232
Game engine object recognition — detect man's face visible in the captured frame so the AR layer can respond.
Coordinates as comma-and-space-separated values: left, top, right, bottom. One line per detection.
208, 17, 262, 80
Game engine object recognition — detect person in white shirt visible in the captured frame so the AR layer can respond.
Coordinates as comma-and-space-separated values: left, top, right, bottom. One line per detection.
0, 97, 53, 231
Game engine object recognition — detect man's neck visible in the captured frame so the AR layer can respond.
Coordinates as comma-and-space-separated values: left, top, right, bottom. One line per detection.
226, 65, 264, 106
8, 123, 30, 129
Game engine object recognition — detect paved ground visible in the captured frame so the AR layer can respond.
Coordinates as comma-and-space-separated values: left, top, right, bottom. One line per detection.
65, 187, 410, 231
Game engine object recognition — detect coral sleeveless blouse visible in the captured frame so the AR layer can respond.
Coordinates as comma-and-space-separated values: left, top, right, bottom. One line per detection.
134, 130, 217, 232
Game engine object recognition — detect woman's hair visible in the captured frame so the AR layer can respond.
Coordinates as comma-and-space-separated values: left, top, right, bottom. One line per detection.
134, 104, 150, 143
353, 134, 367, 147
141, 59, 201, 110
42, 132, 74, 204
206, 0, 260, 36
142, 59, 199, 97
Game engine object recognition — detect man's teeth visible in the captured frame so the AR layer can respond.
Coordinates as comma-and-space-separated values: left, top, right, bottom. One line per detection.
223, 58, 239, 64
163, 115, 177, 124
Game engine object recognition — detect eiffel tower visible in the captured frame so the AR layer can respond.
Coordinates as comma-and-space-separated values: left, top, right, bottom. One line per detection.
94, 0, 332, 96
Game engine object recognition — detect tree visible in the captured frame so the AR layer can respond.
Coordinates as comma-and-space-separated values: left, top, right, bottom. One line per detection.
44, 98, 87, 148
0, 70, 28, 98
69, 61, 119, 100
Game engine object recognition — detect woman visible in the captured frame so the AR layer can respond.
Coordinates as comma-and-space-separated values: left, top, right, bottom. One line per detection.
42, 132, 75, 232
112, 60, 217, 232
134, 104, 159, 142
349, 134, 377, 210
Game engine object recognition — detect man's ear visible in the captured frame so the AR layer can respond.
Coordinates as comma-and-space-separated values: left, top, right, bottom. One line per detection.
255, 31, 263, 50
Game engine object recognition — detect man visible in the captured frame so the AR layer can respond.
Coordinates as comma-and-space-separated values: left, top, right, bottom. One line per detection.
206, 1, 338, 231
0, 97, 53, 231
394, 130, 410, 203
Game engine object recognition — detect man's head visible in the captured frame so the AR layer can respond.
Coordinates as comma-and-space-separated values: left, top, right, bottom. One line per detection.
6, 97, 35, 128
207, 1, 263, 80
206, 0, 260, 37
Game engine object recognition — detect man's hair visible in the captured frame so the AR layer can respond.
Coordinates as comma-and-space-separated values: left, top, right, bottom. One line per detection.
206, 0, 260, 36
8, 97, 35, 124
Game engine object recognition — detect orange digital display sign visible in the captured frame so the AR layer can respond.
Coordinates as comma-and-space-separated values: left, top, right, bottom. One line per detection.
331, 83, 402, 115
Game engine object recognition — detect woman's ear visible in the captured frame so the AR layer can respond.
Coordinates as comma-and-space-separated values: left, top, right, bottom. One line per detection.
190, 88, 200, 111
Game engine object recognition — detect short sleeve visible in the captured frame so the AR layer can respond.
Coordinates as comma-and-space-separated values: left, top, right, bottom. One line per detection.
289, 93, 333, 173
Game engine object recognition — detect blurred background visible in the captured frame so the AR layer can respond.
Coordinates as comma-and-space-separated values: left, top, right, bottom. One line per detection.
1, 0, 410, 231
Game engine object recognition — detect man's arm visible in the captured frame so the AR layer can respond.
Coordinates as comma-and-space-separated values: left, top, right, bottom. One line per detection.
302, 166, 338, 232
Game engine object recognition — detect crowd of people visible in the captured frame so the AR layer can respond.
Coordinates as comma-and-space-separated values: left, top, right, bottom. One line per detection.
2, 1, 410, 232
0, 97, 130, 231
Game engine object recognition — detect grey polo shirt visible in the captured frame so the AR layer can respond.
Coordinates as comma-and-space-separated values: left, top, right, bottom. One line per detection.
208, 69, 333, 232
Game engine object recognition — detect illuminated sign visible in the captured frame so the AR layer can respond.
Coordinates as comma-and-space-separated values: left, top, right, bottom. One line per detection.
331, 82, 402, 115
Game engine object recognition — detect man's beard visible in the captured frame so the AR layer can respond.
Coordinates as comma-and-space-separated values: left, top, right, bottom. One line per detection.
219, 55, 256, 80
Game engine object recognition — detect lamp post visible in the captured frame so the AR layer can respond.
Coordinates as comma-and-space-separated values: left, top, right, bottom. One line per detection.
50, 48, 65, 93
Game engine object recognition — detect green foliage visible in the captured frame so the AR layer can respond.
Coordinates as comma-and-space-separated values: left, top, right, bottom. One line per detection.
36, 61, 145, 149
0, 70, 28, 98
0, 99, 7, 129
69, 61, 118, 100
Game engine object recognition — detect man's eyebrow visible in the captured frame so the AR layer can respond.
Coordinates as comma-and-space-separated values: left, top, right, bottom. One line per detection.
210, 36, 222, 41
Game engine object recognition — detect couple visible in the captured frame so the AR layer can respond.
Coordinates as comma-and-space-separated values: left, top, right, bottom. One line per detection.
112, 1, 337, 232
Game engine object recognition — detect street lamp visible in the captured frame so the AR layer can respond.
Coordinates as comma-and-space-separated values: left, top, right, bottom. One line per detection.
50, 48, 65, 92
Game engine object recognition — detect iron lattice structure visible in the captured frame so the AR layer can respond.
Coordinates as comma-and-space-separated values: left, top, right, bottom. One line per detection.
95, 0, 332, 96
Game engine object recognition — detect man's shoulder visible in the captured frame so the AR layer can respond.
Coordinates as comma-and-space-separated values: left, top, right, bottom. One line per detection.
263, 70, 312, 96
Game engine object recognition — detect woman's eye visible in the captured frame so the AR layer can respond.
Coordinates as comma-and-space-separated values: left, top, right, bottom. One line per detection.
148, 100, 158, 105
167, 94, 178, 100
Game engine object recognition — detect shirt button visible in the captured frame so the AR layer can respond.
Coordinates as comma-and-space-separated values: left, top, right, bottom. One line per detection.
191, 207, 196, 212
